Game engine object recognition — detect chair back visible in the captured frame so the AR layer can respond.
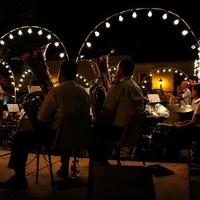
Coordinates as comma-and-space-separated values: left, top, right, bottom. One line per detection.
86, 162, 156, 200
50, 115, 92, 151
111, 113, 146, 147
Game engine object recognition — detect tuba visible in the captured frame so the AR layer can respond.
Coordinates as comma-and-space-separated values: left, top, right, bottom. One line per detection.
18, 44, 54, 129
82, 50, 113, 117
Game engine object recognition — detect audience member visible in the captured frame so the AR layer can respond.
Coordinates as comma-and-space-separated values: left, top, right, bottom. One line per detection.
88, 59, 146, 163
164, 83, 200, 161
177, 80, 192, 105
0, 76, 13, 125
188, 75, 199, 87
0, 60, 90, 189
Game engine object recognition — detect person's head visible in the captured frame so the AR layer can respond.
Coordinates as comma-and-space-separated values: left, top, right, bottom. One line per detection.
188, 75, 198, 87
58, 60, 78, 84
0, 76, 4, 85
192, 83, 200, 99
115, 59, 135, 81
180, 80, 189, 90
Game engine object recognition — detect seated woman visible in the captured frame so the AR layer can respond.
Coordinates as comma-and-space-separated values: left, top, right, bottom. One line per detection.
164, 83, 200, 162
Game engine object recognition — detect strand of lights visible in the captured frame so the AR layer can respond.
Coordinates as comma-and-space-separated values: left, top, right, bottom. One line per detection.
16, 69, 33, 91
0, 58, 15, 87
141, 67, 188, 89
76, 7, 198, 62
0, 26, 69, 59
193, 39, 200, 80
76, 73, 90, 88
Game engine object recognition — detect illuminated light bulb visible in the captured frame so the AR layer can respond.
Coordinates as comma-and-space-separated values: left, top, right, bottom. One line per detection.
174, 19, 179, 25
8, 70, 12, 73
157, 70, 160, 73
150, 74, 152, 76
76, 74, 79, 77
59, 53, 64, 58
105, 22, 110, 28
18, 30, 22, 35
119, 15, 123, 21
5, 65, 9, 68
0, 40, 4, 45
25, 71, 27, 74
142, 85, 145, 88
180, 73, 183, 75
28, 69, 31, 72
84, 79, 86, 82
54, 42, 59, 47
147, 10, 152, 17
86, 42, 91, 47
175, 70, 178, 73
20, 79, 23, 82
94, 31, 100, 37
182, 30, 188, 35
19, 84, 22, 87
132, 11, 137, 18
162, 13, 167, 20
10, 75, 13, 78
38, 30, 42, 35
168, 69, 171, 72
16, 88, 19, 91
22, 75, 25, 77
163, 69, 166, 72
80, 76, 83, 79
27, 28, 32, 34
191, 45, 196, 49
144, 80, 147, 83
11, 82, 15, 85
9, 34, 14, 39
47, 34, 51, 39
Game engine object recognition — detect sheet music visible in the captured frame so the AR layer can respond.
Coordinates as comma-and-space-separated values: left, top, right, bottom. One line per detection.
7, 104, 20, 112
147, 94, 161, 103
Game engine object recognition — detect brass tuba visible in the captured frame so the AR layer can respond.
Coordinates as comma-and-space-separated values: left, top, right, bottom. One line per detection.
82, 50, 113, 117
19, 44, 54, 129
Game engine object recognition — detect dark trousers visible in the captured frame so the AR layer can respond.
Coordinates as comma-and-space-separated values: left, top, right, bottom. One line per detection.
7, 129, 57, 175
88, 123, 123, 163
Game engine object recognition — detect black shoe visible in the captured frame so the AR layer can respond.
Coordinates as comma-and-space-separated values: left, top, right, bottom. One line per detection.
0, 175, 28, 189
56, 167, 69, 179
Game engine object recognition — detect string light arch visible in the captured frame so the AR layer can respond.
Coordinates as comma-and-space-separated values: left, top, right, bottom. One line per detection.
0, 25, 69, 60
75, 73, 90, 88
76, 7, 199, 78
141, 67, 189, 89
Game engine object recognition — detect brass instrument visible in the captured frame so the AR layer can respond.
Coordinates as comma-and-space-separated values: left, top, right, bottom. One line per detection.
83, 50, 113, 117
19, 44, 54, 129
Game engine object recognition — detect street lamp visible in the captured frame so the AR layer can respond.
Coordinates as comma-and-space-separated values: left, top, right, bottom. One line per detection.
159, 78, 163, 89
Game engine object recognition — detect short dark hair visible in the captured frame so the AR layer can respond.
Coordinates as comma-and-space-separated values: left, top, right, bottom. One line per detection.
188, 75, 198, 83
193, 83, 200, 97
60, 60, 77, 80
119, 59, 135, 76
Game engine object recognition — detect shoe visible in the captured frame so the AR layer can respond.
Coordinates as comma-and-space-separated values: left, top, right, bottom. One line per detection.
0, 175, 28, 189
56, 167, 69, 179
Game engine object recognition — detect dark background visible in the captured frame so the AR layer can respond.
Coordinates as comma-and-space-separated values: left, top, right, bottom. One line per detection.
0, 0, 200, 63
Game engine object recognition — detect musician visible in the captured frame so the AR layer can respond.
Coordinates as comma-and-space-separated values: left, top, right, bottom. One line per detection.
88, 59, 146, 163
0, 60, 90, 189
164, 83, 200, 162
177, 80, 192, 105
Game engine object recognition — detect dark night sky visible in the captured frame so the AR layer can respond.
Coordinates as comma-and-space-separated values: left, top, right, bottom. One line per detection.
39, 0, 200, 62
1, 0, 200, 63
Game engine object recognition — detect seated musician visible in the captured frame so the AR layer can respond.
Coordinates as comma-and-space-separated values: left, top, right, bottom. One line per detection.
0, 60, 90, 189
164, 83, 200, 162
88, 59, 146, 163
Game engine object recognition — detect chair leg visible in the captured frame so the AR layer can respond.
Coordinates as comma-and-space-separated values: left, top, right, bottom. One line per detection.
36, 148, 40, 183
48, 151, 56, 195
115, 147, 121, 165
